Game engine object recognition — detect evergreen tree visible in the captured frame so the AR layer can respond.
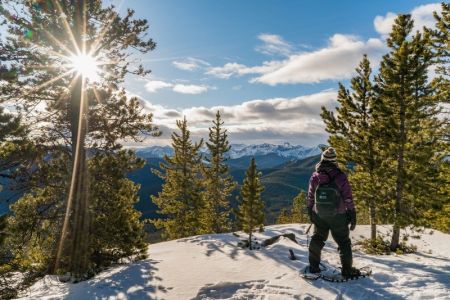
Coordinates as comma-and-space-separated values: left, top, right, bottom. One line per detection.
276, 190, 308, 224
424, 161, 450, 233
0, 62, 31, 199
426, 3, 450, 82
0, 106, 30, 193
236, 158, 264, 250
291, 190, 308, 223
202, 111, 236, 233
152, 118, 204, 240
6, 150, 148, 273
321, 55, 382, 241
7, 157, 69, 272
88, 151, 147, 267
276, 208, 291, 224
373, 15, 444, 250
1, 0, 159, 276
424, 3, 450, 233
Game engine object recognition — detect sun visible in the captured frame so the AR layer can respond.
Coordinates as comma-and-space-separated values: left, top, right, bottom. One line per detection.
68, 53, 101, 82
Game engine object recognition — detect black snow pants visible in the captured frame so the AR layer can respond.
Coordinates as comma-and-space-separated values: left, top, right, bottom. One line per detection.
308, 213, 352, 269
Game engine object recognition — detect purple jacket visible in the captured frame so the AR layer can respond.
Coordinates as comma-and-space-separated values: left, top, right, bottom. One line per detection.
307, 166, 355, 214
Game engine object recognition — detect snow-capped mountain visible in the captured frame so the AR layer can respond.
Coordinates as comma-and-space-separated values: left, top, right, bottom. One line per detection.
227, 143, 324, 159
135, 145, 174, 158
136, 143, 324, 160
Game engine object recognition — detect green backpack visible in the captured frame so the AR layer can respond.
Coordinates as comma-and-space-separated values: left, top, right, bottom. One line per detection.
314, 172, 341, 218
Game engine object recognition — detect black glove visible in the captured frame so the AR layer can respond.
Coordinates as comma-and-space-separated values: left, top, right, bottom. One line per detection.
308, 207, 316, 224
347, 210, 356, 231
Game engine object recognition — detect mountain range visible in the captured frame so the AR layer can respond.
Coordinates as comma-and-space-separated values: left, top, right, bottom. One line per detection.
135, 143, 324, 160
0, 143, 323, 223
131, 143, 323, 223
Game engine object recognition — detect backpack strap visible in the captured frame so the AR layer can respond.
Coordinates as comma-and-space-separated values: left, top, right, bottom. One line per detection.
320, 169, 340, 183
319, 169, 343, 198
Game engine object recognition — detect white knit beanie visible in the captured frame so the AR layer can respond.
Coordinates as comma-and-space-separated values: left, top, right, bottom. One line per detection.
321, 147, 337, 162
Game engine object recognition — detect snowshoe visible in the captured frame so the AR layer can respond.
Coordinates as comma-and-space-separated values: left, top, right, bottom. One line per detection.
300, 264, 326, 280
321, 266, 372, 282
342, 267, 361, 279
301, 262, 372, 283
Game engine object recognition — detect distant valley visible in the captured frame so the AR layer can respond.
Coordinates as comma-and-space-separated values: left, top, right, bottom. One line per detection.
1, 143, 322, 223
131, 143, 322, 223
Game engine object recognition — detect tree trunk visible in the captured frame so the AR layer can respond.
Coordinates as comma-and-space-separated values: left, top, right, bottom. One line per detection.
368, 139, 377, 241
68, 75, 90, 277
390, 100, 406, 251
369, 198, 376, 241
54, 0, 90, 277
390, 173, 403, 251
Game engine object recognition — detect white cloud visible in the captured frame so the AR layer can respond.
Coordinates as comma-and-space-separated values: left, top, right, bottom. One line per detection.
206, 3, 442, 86
144, 80, 213, 95
255, 33, 293, 56
374, 12, 397, 37
136, 90, 337, 146
253, 35, 385, 85
411, 3, 441, 29
206, 61, 282, 79
207, 34, 385, 85
374, 3, 442, 36
206, 63, 248, 79
145, 80, 173, 93
172, 57, 210, 71
172, 84, 211, 94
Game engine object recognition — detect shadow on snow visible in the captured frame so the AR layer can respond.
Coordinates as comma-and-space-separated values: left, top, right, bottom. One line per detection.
183, 225, 446, 300
64, 259, 172, 299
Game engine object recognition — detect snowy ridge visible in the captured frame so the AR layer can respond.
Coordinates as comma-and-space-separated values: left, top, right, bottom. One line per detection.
135, 145, 174, 158
21, 225, 450, 299
136, 143, 324, 160
227, 143, 323, 159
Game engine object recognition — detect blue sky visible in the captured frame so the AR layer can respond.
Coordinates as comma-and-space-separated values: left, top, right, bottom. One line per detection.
109, 1, 441, 146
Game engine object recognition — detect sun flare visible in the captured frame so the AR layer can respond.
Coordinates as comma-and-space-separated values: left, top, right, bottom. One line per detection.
68, 53, 101, 81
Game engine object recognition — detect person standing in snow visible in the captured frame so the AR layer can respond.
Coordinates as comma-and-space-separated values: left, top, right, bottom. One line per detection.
306, 147, 360, 278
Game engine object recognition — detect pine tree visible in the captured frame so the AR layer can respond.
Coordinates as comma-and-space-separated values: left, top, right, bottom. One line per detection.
0, 106, 30, 190
276, 208, 291, 224
6, 150, 148, 273
0, 62, 31, 198
276, 190, 307, 224
321, 55, 382, 240
236, 158, 264, 250
1, 0, 159, 276
291, 190, 308, 223
426, 3, 450, 81
373, 15, 444, 250
7, 157, 69, 272
202, 111, 236, 233
152, 118, 204, 240
88, 151, 147, 267
423, 3, 450, 233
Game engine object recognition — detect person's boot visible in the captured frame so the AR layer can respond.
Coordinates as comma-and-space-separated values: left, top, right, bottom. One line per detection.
341, 266, 361, 278
308, 264, 321, 273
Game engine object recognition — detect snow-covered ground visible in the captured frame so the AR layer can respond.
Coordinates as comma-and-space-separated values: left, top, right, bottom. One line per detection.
17, 225, 450, 299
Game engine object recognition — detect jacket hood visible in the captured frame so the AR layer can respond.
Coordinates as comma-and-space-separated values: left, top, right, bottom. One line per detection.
315, 160, 339, 173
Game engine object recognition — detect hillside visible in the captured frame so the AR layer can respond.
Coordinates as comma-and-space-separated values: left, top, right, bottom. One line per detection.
20, 225, 450, 299
0, 152, 319, 222
127, 154, 319, 222
261, 155, 318, 222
